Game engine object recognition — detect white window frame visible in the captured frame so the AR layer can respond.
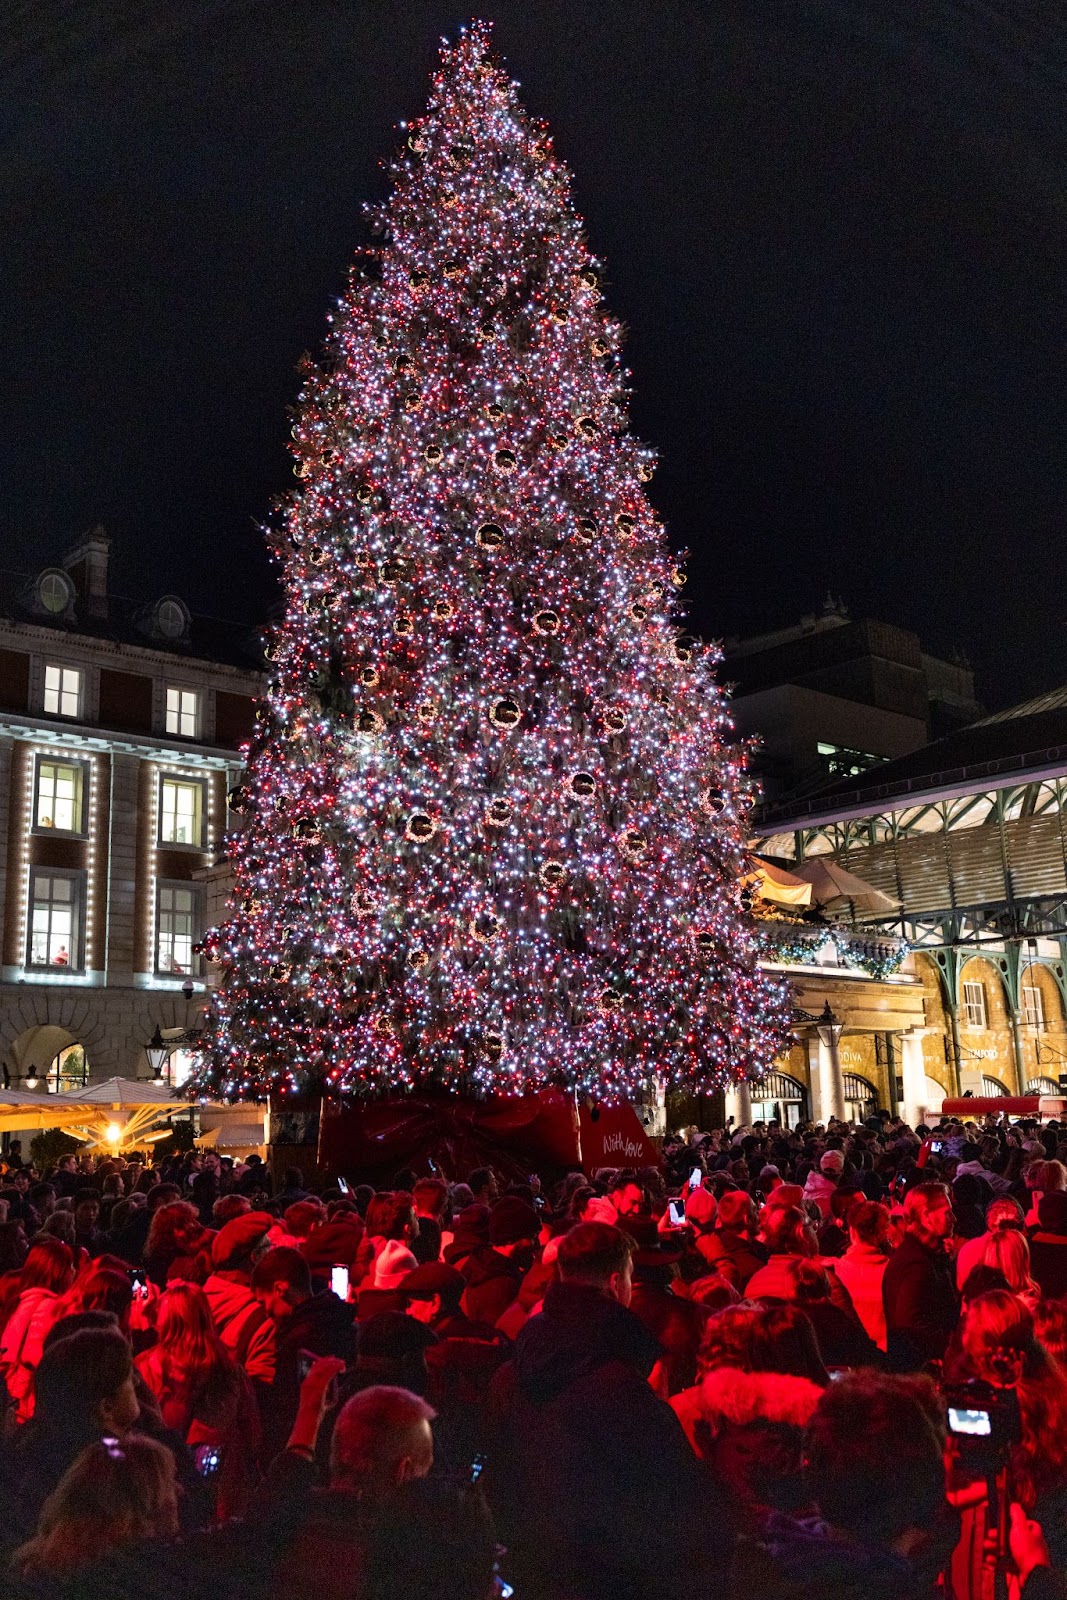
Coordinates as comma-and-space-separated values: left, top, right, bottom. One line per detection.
32, 756, 89, 837
155, 881, 201, 977
26, 868, 85, 972
165, 685, 201, 739
963, 980, 988, 1030
1022, 983, 1045, 1030
158, 775, 205, 848
42, 664, 83, 720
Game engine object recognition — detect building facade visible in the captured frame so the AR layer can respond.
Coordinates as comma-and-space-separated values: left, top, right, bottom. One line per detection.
0, 532, 260, 1089
756, 689, 1067, 1119
724, 597, 981, 803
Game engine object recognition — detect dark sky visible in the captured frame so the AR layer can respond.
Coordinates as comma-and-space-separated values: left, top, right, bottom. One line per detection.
4, 1, 1066, 707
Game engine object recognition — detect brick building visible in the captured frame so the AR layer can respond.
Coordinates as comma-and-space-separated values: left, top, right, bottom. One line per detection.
0, 530, 261, 1089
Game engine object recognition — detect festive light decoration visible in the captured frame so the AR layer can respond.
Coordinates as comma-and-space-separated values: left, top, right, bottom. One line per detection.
196, 21, 792, 1102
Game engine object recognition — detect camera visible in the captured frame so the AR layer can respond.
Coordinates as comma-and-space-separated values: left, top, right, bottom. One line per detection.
944, 1380, 1021, 1475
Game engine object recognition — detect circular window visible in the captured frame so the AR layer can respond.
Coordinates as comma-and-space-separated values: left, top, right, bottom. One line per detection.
156, 598, 187, 639
38, 572, 72, 615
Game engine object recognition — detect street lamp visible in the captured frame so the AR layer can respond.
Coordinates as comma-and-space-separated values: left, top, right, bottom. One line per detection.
23, 1070, 39, 1091
144, 1026, 170, 1083
816, 1001, 843, 1048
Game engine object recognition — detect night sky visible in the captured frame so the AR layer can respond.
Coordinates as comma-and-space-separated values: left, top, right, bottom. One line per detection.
4, 2, 1066, 707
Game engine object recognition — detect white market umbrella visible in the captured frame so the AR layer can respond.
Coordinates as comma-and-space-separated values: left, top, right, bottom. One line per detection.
789, 857, 900, 915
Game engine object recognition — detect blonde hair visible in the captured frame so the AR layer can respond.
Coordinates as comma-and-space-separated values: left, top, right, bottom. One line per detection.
984, 1230, 1039, 1299
14, 1433, 178, 1574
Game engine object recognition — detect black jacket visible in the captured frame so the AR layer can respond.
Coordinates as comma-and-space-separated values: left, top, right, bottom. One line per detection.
261, 1291, 357, 1462
488, 1281, 733, 1600
882, 1233, 959, 1370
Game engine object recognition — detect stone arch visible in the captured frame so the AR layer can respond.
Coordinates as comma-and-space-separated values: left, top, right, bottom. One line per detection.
911, 954, 954, 1095
0, 992, 119, 1082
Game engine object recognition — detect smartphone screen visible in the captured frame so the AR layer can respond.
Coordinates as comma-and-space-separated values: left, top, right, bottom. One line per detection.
667, 1199, 686, 1227
948, 1406, 992, 1436
331, 1264, 350, 1301
469, 1452, 487, 1484
688, 1167, 702, 1189
337, 1177, 350, 1195
194, 1444, 222, 1477
128, 1269, 148, 1300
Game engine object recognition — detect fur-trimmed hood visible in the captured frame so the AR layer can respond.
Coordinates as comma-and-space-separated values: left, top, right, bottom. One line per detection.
693, 1365, 823, 1432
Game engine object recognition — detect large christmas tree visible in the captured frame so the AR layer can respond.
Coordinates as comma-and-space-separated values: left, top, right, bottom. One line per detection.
199, 22, 792, 1103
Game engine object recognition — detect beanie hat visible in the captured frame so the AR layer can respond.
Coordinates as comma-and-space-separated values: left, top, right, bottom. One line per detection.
489, 1196, 539, 1246
372, 1239, 419, 1290
684, 1186, 718, 1229
211, 1210, 274, 1268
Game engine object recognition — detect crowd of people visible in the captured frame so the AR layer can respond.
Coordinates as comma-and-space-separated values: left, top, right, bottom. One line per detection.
1, 1114, 1067, 1595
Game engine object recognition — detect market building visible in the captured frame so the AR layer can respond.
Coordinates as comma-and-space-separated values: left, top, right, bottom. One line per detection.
0, 530, 261, 1093
754, 687, 1067, 1120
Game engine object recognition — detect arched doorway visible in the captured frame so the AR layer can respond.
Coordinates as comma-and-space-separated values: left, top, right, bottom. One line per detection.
7, 1026, 90, 1094
982, 1075, 1010, 1098
842, 1072, 879, 1124
751, 1071, 808, 1129
1027, 1077, 1061, 1096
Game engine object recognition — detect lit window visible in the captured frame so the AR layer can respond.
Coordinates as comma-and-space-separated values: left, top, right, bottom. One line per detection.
1022, 984, 1045, 1029
156, 883, 199, 975
165, 686, 201, 739
963, 981, 988, 1029
159, 777, 203, 846
34, 759, 86, 834
38, 572, 72, 615
43, 665, 83, 719
27, 871, 83, 970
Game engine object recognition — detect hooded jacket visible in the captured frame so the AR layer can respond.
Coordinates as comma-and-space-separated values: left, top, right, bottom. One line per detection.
803, 1170, 839, 1220
672, 1366, 823, 1517
488, 1280, 732, 1600
203, 1273, 276, 1385
459, 1245, 523, 1327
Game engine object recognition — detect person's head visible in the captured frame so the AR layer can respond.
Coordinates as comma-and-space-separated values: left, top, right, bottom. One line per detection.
0, 1219, 28, 1273
762, 1205, 817, 1259
30, 1182, 56, 1218
717, 1190, 757, 1235
411, 1178, 448, 1221
13, 1433, 179, 1576
1037, 1192, 1067, 1236
1033, 1300, 1067, 1366
145, 1182, 182, 1215
251, 1246, 313, 1320
488, 1197, 539, 1255
848, 1199, 891, 1255
608, 1172, 645, 1218
961, 1289, 1040, 1389
960, 1265, 1011, 1305
983, 1229, 1036, 1297
820, 1150, 845, 1181
21, 1237, 75, 1295
903, 1182, 954, 1242
400, 1263, 465, 1326
804, 1371, 946, 1545
466, 1168, 495, 1204
210, 1210, 273, 1276
330, 1385, 435, 1498
145, 1200, 202, 1262
213, 1193, 251, 1227
786, 1259, 833, 1303
378, 1192, 419, 1244
283, 1166, 305, 1192
284, 1200, 324, 1241
64, 1266, 133, 1328
153, 1282, 227, 1371
33, 1327, 139, 1439
986, 1196, 1025, 1232
556, 1222, 633, 1305
695, 1301, 828, 1386
364, 1475, 496, 1600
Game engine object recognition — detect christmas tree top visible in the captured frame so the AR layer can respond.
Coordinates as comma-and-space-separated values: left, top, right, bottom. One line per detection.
198, 21, 793, 1102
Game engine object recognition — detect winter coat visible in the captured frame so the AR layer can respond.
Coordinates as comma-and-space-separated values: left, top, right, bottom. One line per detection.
834, 1243, 889, 1350
734, 1505, 958, 1600
696, 1226, 767, 1292
203, 1273, 276, 1385
0, 1288, 62, 1421
260, 1290, 357, 1461
882, 1233, 959, 1371
459, 1245, 522, 1327
671, 1365, 822, 1515
803, 1170, 839, 1220
487, 1280, 733, 1600
1029, 1230, 1067, 1301
135, 1346, 262, 1520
